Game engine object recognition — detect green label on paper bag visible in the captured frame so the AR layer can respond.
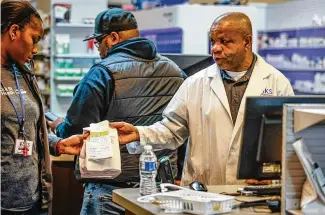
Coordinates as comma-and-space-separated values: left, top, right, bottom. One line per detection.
90, 131, 109, 137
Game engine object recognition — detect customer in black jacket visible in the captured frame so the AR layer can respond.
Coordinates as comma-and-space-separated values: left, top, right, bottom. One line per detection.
49, 8, 186, 215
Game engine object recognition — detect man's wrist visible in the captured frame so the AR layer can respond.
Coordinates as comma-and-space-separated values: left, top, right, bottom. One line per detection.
56, 140, 64, 155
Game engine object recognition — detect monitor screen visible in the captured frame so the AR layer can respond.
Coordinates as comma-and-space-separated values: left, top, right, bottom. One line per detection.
237, 96, 325, 180
162, 54, 213, 76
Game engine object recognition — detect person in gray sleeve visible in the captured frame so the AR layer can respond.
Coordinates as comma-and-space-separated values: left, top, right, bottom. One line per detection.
1, 1, 88, 214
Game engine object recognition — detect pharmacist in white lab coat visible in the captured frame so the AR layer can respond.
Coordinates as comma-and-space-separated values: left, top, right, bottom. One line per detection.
110, 12, 294, 185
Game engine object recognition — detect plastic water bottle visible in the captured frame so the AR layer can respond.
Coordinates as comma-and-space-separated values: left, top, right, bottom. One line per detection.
139, 145, 157, 196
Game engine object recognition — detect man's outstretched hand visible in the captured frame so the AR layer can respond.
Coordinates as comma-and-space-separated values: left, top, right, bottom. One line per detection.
109, 122, 140, 144
57, 133, 89, 155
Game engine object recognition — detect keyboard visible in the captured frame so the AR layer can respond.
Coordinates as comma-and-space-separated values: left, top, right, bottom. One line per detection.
243, 184, 281, 196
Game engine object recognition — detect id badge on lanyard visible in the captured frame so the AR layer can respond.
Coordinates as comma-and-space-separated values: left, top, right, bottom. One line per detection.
1, 64, 33, 156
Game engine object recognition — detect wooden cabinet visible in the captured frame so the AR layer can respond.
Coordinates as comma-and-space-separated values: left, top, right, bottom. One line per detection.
52, 161, 84, 215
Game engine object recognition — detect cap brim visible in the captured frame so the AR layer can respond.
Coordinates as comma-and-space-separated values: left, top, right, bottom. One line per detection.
83, 33, 103, 41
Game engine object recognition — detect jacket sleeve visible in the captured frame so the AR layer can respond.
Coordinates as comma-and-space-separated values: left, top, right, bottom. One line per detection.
137, 80, 190, 150
48, 134, 62, 156
56, 66, 113, 138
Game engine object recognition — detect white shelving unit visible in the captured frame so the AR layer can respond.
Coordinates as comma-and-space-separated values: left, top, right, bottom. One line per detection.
54, 77, 83, 81
50, 0, 106, 116
49, 1, 267, 116
57, 94, 74, 97
275, 68, 325, 72
55, 23, 94, 28
258, 27, 325, 95
260, 47, 325, 51
54, 53, 98, 58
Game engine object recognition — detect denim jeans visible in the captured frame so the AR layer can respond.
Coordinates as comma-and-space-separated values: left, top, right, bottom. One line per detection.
80, 183, 125, 215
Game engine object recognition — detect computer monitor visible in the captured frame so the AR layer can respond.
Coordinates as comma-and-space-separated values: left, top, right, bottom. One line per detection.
237, 96, 325, 180
162, 54, 213, 76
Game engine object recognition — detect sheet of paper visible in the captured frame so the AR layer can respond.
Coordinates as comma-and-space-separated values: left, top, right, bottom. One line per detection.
87, 131, 113, 159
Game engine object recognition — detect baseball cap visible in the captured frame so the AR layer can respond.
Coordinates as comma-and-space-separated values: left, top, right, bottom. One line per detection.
83, 8, 138, 41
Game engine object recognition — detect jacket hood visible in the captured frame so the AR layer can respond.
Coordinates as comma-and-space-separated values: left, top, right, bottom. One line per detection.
107, 37, 157, 60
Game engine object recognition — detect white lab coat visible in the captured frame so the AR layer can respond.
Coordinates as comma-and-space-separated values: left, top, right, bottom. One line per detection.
137, 54, 294, 185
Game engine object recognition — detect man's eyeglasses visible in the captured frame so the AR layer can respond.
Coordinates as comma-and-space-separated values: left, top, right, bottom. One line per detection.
94, 35, 107, 48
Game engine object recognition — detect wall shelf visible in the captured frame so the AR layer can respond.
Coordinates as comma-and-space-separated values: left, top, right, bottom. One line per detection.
294, 90, 325, 95
259, 47, 325, 51
54, 54, 99, 58
258, 27, 325, 96
54, 76, 83, 81
55, 23, 94, 28
259, 27, 325, 38
277, 68, 325, 72
57, 94, 73, 98
258, 47, 325, 56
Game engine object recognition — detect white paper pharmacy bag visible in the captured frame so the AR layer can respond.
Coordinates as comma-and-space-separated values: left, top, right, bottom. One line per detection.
79, 120, 121, 179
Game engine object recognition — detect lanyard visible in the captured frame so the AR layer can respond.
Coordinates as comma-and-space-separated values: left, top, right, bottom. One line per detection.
1, 64, 26, 137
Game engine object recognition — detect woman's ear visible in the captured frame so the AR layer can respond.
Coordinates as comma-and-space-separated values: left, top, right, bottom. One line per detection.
9, 24, 20, 40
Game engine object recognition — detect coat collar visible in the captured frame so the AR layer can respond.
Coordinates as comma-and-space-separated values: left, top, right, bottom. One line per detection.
208, 63, 232, 122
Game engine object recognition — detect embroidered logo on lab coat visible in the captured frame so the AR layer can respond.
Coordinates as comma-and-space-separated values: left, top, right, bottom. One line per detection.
261, 88, 273, 95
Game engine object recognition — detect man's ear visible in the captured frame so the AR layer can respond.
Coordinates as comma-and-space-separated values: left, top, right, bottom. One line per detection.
110, 32, 120, 45
244, 34, 252, 51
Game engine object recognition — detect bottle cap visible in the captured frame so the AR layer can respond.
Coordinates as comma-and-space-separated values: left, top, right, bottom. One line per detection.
144, 145, 152, 150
